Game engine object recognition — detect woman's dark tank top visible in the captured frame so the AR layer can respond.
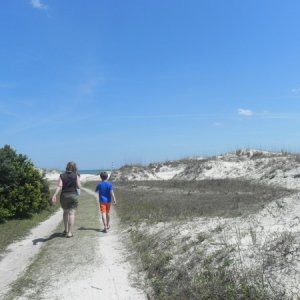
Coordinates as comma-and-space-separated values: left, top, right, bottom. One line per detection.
60, 172, 77, 193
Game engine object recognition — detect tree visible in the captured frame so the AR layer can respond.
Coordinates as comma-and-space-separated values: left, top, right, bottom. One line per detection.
0, 145, 50, 221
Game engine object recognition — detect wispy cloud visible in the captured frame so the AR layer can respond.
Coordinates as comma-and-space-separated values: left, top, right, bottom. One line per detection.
213, 122, 223, 127
238, 108, 253, 117
30, 0, 48, 10
0, 82, 15, 89
103, 113, 234, 121
237, 109, 300, 120
256, 112, 300, 120
0, 105, 17, 117
0, 111, 92, 138
291, 87, 300, 95
106, 111, 300, 122
79, 77, 105, 95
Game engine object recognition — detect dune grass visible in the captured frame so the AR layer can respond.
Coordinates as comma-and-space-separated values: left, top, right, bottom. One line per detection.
112, 179, 293, 225
83, 179, 296, 299
108, 179, 295, 300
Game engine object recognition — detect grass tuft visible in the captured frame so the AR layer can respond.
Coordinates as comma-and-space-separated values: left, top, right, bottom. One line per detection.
113, 179, 295, 300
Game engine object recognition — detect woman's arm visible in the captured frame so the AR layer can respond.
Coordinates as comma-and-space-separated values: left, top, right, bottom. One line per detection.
76, 175, 81, 189
52, 177, 62, 204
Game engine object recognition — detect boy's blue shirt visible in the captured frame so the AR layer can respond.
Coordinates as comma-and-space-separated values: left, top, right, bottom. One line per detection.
95, 181, 113, 203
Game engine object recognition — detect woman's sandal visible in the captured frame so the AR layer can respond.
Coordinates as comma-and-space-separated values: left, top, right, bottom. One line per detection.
66, 234, 74, 238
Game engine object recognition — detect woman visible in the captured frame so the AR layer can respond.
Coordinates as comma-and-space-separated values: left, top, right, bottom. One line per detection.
52, 161, 81, 238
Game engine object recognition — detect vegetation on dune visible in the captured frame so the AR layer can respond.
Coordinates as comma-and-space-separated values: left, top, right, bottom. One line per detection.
2, 150, 299, 299
0, 145, 50, 222
113, 180, 293, 224
113, 180, 296, 300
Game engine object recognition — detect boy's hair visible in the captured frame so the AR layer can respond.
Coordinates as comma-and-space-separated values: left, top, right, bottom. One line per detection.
66, 161, 77, 173
100, 171, 108, 180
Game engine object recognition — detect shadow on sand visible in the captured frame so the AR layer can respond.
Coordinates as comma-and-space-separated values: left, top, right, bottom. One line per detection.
32, 232, 65, 245
78, 226, 101, 232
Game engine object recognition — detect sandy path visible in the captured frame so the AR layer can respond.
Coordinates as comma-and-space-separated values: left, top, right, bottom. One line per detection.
58, 188, 147, 300
0, 188, 146, 300
0, 209, 63, 297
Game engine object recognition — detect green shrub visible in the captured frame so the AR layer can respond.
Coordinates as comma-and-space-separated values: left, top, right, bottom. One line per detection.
0, 145, 50, 221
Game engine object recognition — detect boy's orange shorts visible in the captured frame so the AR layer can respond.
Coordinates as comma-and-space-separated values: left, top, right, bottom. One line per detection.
99, 203, 111, 213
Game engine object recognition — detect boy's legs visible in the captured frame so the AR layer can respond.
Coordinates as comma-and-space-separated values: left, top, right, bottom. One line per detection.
105, 203, 111, 229
100, 203, 107, 232
100, 203, 111, 232
106, 213, 110, 229
101, 212, 108, 231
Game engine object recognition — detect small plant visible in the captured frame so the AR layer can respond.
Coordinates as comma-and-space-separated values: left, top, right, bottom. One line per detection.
197, 233, 207, 243
294, 154, 300, 163
249, 227, 257, 245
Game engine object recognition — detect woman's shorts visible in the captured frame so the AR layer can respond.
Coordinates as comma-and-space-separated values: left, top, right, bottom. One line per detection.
60, 192, 79, 210
99, 203, 111, 213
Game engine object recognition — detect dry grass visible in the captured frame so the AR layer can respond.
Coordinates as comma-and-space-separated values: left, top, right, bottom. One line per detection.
111, 179, 296, 300
113, 179, 292, 224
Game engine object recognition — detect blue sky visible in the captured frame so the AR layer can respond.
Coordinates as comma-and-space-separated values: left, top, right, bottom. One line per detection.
1, 0, 300, 169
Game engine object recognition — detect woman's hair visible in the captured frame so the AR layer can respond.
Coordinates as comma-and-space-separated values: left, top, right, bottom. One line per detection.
100, 171, 108, 180
66, 161, 77, 173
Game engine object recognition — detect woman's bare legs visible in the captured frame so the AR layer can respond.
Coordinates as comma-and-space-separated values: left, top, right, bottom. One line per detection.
63, 208, 75, 237
67, 209, 75, 237
63, 209, 69, 233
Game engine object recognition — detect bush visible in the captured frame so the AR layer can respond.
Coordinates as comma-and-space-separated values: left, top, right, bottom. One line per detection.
0, 145, 50, 221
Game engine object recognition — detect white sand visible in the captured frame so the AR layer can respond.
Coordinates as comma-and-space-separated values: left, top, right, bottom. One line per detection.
2, 150, 300, 298
40, 188, 146, 300
110, 150, 300, 297
44, 171, 101, 183
0, 209, 63, 297
0, 180, 146, 300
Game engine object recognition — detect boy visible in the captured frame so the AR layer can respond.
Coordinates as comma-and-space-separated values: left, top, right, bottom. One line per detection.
95, 171, 117, 233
